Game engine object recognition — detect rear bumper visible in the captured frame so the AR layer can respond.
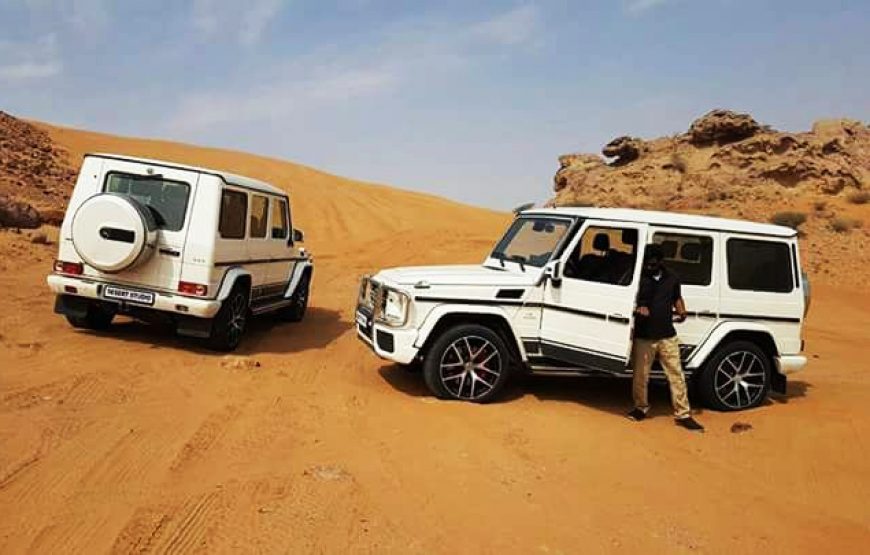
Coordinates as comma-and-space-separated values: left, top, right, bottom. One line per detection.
47, 274, 222, 318
775, 355, 807, 375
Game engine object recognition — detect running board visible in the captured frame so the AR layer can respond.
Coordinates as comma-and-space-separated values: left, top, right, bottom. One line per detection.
528, 365, 695, 379
250, 298, 293, 315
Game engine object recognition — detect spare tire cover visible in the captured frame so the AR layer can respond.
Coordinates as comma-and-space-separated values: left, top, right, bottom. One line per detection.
71, 193, 158, 273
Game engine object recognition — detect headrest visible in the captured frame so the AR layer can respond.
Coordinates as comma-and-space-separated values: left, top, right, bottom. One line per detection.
681, 243, 701, 261
593, 233, 610, 251
660, 240, 678, 259
621, 229, 638, 245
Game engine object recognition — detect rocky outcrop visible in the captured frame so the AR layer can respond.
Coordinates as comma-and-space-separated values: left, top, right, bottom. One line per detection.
554, 153, 605, 192
554, 109, 868, 208
0, 111, 77, 225
0, 195, 41, 228
602, 136, 644, 165
688, 109, 761, 145
551, 109, 870, 286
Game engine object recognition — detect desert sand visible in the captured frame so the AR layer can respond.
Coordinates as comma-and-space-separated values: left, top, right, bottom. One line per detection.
1, 123, 869, 553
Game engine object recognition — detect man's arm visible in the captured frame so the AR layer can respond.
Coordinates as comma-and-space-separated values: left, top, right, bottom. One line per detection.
674, 298, 688, 322
673, 279, 687, 322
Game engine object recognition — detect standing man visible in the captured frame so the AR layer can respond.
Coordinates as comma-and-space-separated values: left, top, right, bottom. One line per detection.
627, 244, 704, 432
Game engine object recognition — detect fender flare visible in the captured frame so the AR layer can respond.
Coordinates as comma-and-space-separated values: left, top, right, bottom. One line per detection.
685, 321, 778, 369
216, 267, 252, 301
284, 258, 313, 298
413, 303, 526, 359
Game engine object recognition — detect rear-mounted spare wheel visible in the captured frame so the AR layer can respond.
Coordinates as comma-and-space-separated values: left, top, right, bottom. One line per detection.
71, 193, 158, 273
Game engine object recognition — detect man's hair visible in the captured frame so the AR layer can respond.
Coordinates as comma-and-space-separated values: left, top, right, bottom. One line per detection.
644, 243, 665, 262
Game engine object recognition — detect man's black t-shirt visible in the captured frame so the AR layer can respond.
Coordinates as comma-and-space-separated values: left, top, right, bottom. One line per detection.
635, 267, 682, 340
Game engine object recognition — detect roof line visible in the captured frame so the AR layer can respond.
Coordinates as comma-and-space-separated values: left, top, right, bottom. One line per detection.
84, 152, 288, 197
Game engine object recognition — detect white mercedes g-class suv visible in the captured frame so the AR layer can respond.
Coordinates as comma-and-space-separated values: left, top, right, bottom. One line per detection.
47, 153, 313, 351
356, 207, 808, 410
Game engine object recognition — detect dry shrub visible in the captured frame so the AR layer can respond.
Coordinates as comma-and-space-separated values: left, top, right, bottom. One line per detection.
831, 217, 861, 233
770, 211, 807, 230
846, 190, 870, 204
813, 200, 827, 211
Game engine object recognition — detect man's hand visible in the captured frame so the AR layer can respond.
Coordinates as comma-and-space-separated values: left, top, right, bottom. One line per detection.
674, 298, 688, 323
635, 306, 650, 317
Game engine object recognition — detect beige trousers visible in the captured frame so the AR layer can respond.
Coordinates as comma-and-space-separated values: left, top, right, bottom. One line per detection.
632, 336, 691, 419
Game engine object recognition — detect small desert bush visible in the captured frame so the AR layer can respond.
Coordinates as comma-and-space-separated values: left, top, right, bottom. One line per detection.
813, 200, 827, 212
846, 190, 870, 205
770, 211, 807, 230
831, 217, 861, 233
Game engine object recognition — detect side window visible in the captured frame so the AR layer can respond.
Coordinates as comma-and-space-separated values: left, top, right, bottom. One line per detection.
271, 198, 288, 239
219, 189, 247, 239
727, 238, 794, 293
250, 194, 268, 238
652, 232, 714, 286
564, 226, 638, 285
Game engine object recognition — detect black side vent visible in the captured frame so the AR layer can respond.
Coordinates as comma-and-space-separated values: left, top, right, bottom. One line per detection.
496, 289, 525, 300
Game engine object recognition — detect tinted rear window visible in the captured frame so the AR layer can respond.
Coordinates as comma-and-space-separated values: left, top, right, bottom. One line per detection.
219, 189, 248, 239
104, 172, 190, 231
727, 238, 794, 293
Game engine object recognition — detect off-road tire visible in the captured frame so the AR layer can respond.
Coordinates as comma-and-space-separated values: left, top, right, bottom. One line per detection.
279, 271, 310, 322
697, 340, 771, 411
422, 323, 512, 403
208, 283, 249, 351
65, 302, 115, 331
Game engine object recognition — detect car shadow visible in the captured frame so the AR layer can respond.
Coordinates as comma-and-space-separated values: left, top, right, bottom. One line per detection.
377, 364, 683, 418
79, 305, 348, 356
768, 379, 811, 405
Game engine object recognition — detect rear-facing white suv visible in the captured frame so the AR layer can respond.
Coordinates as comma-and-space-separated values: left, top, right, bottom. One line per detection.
356, 207, 808, 410
47, 153, 313, 350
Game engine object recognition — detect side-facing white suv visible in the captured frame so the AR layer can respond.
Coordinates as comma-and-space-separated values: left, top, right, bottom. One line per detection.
356, 207, 808, 410
47, 153, 313, 350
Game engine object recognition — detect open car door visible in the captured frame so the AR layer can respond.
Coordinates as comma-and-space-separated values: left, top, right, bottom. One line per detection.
537, 220, 648, 373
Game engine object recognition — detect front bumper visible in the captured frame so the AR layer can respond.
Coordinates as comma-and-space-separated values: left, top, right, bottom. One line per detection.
775, 355, 807, 375
47, 274, 222, 319
355, 306, 419, 365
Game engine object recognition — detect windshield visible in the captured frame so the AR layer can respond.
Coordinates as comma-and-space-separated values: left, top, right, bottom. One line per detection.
104, 172, 191, 231
491, 217, 573, 268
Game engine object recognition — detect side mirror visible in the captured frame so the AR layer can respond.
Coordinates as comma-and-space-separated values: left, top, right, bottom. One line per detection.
292, 228, 304, 243
543, 260, 562, 288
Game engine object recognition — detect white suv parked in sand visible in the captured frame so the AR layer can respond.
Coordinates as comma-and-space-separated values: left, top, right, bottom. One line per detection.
47, 153, 312, 350
356, 207, 808, 410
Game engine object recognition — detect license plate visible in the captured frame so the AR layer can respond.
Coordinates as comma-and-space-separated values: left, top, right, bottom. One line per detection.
103, 285, 155, 306
355, 309, 370, 328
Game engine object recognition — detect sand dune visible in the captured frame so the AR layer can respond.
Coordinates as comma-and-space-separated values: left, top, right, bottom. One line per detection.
0, 124, 868, 553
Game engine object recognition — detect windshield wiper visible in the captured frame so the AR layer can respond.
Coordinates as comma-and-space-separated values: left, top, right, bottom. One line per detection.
509, 255, 527, 272
491, 251, 506, 268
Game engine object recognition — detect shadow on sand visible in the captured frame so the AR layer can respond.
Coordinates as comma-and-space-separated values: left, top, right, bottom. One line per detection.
79, 305, 349, 356
378, 364, 688, 417
379, 364, 812, 416
768, 380, 812, 405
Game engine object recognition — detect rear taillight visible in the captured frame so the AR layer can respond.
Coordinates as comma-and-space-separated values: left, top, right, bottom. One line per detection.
54, 260, 83, 275
178, 281, 208, 297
